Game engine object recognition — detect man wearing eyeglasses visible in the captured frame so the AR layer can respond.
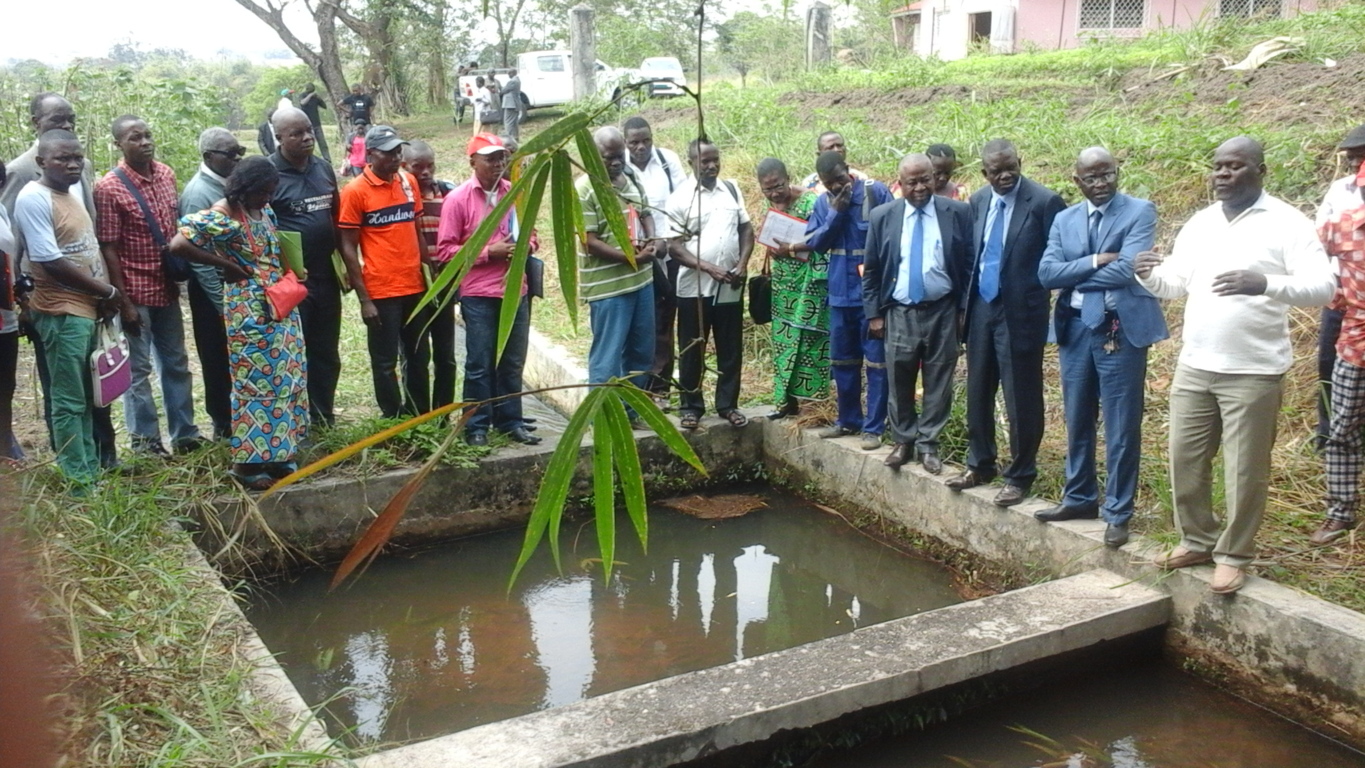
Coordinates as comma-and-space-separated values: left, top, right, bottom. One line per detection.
1037, 147, 1166, 549
178, 127, 246, 441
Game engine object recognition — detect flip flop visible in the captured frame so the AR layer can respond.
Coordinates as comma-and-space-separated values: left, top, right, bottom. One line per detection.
229, 470, 276, 491
723, 411, 749, 428
679, 412, 700, 430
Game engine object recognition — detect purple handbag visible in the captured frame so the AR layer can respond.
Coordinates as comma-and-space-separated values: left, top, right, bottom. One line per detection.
90, 319, 131, 408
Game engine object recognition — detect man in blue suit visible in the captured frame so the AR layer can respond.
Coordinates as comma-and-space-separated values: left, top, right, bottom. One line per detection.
1037, 147, 1167, 547
863, 154, 973, 472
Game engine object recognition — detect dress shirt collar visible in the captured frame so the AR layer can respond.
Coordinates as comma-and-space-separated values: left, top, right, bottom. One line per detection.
904, 197, 937, 220
1224, 191, 1270, 225
990, 184, 1020, 208
198, 163, 228, 185
1086, 197, 1113, 217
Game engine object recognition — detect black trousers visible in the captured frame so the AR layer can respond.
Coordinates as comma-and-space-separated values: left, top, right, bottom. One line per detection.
649, 259, 679, 395
27, 322, 117, 467
964, 296, 1045, 488
0, 331, 18, 458
1319, 306, 1344, 448
299, 278, 343, 427
430, 298, 458, 410
366, 293, 433, 418
186, 274, 232, 439
677, 293, 743, 416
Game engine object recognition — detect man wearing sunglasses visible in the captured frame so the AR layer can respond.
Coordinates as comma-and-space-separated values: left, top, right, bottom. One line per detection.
178, 127, 246, 442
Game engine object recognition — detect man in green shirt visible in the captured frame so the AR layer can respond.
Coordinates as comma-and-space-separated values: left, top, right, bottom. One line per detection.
576, 125, 661, 391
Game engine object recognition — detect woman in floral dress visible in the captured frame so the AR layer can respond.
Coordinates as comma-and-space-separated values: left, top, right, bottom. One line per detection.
755, 158, 829, 419
170, 157, 308, 489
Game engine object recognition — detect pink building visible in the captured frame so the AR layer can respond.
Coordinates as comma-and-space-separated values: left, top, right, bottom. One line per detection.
890, 0, 1317, 60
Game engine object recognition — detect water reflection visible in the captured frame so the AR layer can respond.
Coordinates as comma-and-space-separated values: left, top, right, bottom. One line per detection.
246, 495, 963, 744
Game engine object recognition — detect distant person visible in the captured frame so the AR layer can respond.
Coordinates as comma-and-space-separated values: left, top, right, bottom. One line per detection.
664, 139, 754, 430
297, 82, 332, 164
270, 107, 343, 427
0, 92, 112, 466
344, 118, 368, 177
928, 143, 968, 200
623, 116, 687, 405
257, 109, 277, 156
1313, 125, 1365, 451
754, 157, 828, 420
500, 68, 523, 141
337, 125, 433, 419
578, 126, 657, 398
276, 88, 295, 112
11, 130, 117, 485
437, 134, 542, 447
863, 153, 972, 473
173, 157, 307, 490
453, 63, 473, 124
403, 139, 459, 410
1138, 137, 1334, 594
800, 131, 868, 195
178, 127, 246, 441
1036, 147, 1166, 549
806, 149, 893, 450
0, 159, 18, 465
95, 115, 206, 456
946, 139, 1065, 506
341, 84, 375, 125
472, 76, 491, 136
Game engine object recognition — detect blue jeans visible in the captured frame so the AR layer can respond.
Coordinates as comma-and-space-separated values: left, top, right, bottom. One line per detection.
461, 295, 530, 434
587, 283, 655, 388
124, 302, 201, 449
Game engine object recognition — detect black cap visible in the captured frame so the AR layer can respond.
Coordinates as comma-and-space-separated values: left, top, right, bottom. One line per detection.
1339, 125, 1365, 150
365, 125, 407, 153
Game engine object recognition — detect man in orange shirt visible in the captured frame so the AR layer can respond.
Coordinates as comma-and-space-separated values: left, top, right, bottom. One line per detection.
337, 125, 434, 418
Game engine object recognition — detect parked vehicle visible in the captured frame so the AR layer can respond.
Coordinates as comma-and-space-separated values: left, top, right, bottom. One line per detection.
640, 56, 686, 97
456, 51, 636, 112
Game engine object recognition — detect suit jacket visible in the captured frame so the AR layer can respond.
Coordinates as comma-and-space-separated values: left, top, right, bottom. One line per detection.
862, 195, 973, 320
500, 76, 522, 109
1037, 193, 1168, 349
965, 175, 1066, 349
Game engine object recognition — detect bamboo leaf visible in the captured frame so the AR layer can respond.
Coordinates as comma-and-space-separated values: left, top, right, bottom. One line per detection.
601, 389, 648, 552
551, 150, 580, 324
616, 384, 707, 475
516, 110, 592, 157
260, 402, 465, 498
573, 127, 636, 265
329, 414, 468, 590
416, 153, 551, 319
508, 385, 607, 589
592, 411, 616, 581
497, 159, 552, 361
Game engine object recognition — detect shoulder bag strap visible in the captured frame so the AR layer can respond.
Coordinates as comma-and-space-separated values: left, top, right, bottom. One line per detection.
656, 148, 674, 193
112, 167, 167, 249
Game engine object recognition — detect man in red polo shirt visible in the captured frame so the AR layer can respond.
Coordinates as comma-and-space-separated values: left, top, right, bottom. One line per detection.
95, 114, 204, 456
337, 124, 434, 418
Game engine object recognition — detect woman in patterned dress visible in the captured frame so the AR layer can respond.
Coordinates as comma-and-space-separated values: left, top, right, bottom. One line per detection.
756, 158, 829, 419
170, 157, 308, 490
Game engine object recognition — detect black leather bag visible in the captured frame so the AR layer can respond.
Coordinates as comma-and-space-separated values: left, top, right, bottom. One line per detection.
748, 259, 772, 325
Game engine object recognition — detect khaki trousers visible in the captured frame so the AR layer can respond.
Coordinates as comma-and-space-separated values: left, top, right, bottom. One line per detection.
1169, 364, 1283, 567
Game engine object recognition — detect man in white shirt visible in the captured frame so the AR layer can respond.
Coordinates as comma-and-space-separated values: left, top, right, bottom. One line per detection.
1136, 136, 1335, 594
664, 139, 754, 429
624, 116, 688, 402
1313, 124, 1365, 450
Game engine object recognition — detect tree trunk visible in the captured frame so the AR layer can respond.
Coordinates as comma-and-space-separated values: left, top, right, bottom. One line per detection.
233, 0, 352, 140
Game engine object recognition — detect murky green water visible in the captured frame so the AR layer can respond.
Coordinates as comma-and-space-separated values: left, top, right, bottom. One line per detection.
810, 660, 1365, 768
245, 492, 963, 744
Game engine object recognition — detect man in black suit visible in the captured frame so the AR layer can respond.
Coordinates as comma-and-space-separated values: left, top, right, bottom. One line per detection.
864, 154, 973, 473
946, 139, 1066, 505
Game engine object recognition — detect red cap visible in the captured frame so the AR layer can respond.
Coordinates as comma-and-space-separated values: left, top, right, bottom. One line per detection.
467, 133, 507, 157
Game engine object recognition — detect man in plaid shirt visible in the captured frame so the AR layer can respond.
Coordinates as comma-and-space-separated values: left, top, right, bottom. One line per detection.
95, 115, 204, 456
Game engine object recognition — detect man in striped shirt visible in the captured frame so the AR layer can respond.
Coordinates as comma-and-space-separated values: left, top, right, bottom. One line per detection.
577, 126, 659, 397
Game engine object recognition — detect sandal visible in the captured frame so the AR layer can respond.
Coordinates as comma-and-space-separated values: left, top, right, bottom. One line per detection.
679, 412, 700, 430
722, 410, 749, 428
229, 470, 276, 491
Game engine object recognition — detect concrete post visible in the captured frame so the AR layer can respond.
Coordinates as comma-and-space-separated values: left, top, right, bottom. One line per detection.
570, 4, 597, 100
806, 1, 832, 69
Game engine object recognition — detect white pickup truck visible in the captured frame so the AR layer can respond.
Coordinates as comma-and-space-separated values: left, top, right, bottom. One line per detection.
457, 51, 637, 112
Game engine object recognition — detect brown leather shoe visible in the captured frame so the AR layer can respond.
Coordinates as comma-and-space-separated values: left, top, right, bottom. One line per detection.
920, 452, 943, 475
1153, 546, 1213, 570
1210, 564, 1246, 594
1309, 518, 1357, 545
884, 444, 912, 469
993, 484, 1027, 507
945, 469, 994, 491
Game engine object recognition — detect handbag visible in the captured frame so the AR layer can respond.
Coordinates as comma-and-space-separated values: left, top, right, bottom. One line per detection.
526, 256, 545, 299
113, 167, 192, 283
265, 271, 308, 320
89, 319, 131, 408
748, 249, 773, 325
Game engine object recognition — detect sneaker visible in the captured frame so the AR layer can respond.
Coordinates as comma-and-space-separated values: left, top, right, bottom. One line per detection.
859, 433, 883, 451
815, 425, 856, 439
132, 439, 171, 458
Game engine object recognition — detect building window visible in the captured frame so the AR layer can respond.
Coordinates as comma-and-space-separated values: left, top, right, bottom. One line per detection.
1078, 0, 1144, 29
1219, 0, 1281, 17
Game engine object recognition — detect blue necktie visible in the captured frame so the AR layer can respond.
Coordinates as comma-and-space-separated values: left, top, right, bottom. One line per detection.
908, 207, 925, 304
980, 198, 1006, 301
1081, 209, 1104, 329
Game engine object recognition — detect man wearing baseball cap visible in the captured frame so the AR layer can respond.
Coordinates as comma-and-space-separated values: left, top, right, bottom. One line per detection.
1314, 125, 1365, 451
337, 124, 435, 419
436, 133, 541, 447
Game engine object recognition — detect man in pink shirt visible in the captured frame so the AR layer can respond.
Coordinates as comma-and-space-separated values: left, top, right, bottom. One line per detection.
436, 134, 541, 447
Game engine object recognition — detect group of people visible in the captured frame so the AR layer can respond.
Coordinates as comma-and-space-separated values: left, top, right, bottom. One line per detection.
1, 85, 1362, 595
